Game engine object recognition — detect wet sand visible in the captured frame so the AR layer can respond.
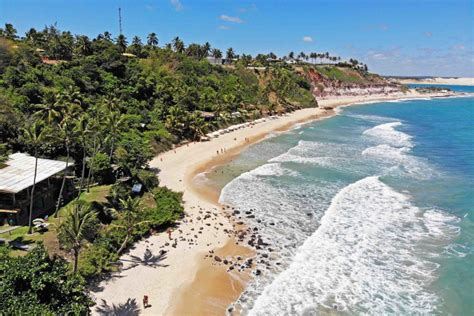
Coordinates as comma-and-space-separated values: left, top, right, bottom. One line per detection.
91, 89, 457, 316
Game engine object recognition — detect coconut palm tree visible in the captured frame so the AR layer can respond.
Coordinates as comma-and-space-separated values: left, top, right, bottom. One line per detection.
54, 116, 76, 217
75, 35, 92, 56
57, 202, 97, 273
22, 120, 50, 234
147, 32, 158, 47
211, 48, 222, 59
172, 36, 184, 53
116, 34, 128, 53
74, 114, 91, 196
114, 197, 148, 254
105, 111, 124, 161
188, 113, 209, 140
103, 31, 112, 41
3, 23, 17, 40
202, 42, 211, 57
226, 47, 235, 60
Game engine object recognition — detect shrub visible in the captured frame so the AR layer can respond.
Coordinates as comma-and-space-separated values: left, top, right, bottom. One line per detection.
0, 244, 93, 314
136, 169, 159, 191
90, 152, 113, 184
145, 187, 184, 227
78, 243, 119, 279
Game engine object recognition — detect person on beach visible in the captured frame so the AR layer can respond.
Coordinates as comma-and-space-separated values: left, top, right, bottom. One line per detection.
167, 228, 172, 240
143, 295, 149, 308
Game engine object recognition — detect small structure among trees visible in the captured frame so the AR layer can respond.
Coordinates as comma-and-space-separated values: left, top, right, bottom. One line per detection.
0, 153, 74, 225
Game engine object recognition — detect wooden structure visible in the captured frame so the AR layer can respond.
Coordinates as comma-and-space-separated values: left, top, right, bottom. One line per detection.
0, 153, 74, 225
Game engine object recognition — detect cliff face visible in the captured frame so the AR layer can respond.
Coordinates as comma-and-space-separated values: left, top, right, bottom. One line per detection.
305, 66, 402, 99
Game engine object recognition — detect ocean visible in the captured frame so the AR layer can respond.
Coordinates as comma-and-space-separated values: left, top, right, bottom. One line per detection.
201, 86, 474, 315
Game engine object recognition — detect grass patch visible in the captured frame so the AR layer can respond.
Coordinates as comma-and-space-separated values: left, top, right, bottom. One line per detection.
1, 185, 112, 257
78, 185, 112, 203
315, 66, 365, 83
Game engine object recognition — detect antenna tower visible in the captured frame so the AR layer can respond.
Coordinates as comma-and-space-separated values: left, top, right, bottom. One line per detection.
118, 7, 123, 35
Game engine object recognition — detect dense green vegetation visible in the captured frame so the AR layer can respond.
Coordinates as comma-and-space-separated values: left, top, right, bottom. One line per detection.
0, 22, 378, 313
0, 24, 317, 163
0, 244, 93, 314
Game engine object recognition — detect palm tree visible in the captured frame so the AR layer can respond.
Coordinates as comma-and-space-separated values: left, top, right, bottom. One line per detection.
172, 36, 184, 53
57, 202, 97, 273
74, 114, 91, 196
3, 23, 17, 39
103, 31, 112, 41
202, 42, 211, 57
34, 94, 62, 124
131, 36, 142, 47
114, 197, 147, 254
116, 34, 128, 53
22, 120, 50, 234
147, 32, 158, 47
105, 111, 124, 161
211, 48, 222, 59
25, 27, 38, 44
188, 113, 209, 140
85, 118, 101, 192
226, 47, 235, 60
54, 116, 76, 217
75, 35, 91, 56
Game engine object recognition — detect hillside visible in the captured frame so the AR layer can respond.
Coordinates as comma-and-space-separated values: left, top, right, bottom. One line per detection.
0, 24, 401, 161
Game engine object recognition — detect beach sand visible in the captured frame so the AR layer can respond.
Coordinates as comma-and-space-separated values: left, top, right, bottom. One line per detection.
397, 77, 474, 86
91, 89, 456, 316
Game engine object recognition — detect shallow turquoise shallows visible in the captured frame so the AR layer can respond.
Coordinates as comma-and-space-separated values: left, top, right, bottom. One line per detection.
203, 85, 474, 315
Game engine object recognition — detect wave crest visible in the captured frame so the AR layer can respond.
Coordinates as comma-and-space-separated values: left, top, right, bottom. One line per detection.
249, 177, 458, 315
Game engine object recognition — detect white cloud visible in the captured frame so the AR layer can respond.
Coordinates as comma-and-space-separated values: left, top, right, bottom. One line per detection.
220, 15, 243, 23
424, 31, 433, 37
170, 0, 183, 11
303, 36, 313, 42
218, 25, 231, 30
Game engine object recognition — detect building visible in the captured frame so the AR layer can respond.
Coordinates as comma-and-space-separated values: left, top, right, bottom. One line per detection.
0, 153, 74, 225
206, 56, 223, 65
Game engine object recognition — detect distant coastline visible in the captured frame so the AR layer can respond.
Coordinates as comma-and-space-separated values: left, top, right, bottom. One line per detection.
91, 88, 461, 315
395, 77, 474, 86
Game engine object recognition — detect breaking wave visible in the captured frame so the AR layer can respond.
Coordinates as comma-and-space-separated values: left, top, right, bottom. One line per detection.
363, 121, 413, 148
249, 177, 458, 315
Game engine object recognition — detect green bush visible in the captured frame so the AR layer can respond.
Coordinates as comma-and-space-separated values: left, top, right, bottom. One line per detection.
90, 152, 113, 184
136, 169, 159, 191
0, 244, 93, 314
145, 187, 184, 227
78, 243, 119, 279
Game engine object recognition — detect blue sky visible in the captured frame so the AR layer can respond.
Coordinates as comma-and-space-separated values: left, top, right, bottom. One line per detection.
1, 0, 473, 76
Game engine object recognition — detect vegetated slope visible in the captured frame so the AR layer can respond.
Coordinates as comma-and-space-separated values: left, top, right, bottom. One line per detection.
304, 65, 401, 98
0, 37, 315, 158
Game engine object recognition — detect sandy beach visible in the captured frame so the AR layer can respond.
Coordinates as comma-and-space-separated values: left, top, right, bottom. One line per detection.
91, 89, 457, 315
397, 77, 474, 86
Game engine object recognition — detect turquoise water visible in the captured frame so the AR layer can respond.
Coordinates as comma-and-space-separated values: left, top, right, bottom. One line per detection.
206, 86, 474, 315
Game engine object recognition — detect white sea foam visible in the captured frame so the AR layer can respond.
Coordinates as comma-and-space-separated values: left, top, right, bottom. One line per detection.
363, 121, 413, 148
237, 163, 298, 179
249, 177, 458, 315
362, 144, 437, 179
345, 114, 395, 123
220, 160, 344, 314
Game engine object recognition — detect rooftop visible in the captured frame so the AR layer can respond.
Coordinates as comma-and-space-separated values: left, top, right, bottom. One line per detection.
0, 153, 71, 194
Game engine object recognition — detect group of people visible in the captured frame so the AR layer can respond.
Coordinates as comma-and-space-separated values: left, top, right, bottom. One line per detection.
216, 148, 227, 155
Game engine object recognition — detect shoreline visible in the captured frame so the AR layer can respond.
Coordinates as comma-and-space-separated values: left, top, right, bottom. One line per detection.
396, 77, 474, 86
90, 89, 458, 315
